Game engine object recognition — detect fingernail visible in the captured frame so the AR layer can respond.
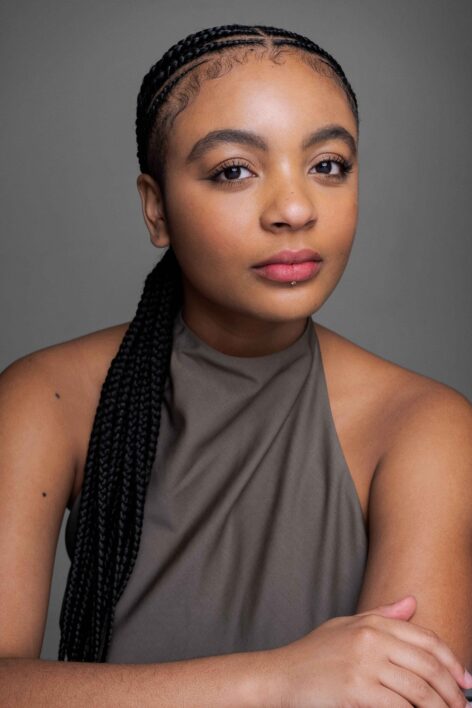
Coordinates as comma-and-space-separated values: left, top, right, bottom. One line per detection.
463, 668, 472, 688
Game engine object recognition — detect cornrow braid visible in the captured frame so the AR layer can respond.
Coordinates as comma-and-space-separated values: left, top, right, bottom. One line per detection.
136, 23, 359, 177
274, 37, 358, 119
256, 25, 357, 109
58, 23, 359, 662
137, 36, 266, 174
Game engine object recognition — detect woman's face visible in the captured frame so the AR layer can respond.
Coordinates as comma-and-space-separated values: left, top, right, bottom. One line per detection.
140, 52, 359, 344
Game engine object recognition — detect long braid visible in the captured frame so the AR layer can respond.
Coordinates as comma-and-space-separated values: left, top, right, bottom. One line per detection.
59, 248, 182, 660
58, 23, 358, 662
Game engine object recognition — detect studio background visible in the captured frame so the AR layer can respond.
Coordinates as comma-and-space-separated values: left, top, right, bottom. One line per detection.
1, 0, 470, 661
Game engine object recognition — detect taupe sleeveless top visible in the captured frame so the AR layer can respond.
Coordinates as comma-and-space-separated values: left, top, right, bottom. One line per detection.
64, 310, 368, 664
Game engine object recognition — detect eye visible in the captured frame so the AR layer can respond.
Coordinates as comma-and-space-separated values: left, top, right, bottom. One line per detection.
311, 156, 353, 179
208, 156, 353, 186
209, 159, 255, 185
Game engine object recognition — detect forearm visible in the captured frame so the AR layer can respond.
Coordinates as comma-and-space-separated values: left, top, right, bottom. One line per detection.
0, 651, 275, 708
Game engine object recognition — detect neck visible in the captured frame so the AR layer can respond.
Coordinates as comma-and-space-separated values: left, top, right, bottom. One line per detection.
181, 302, 310, 358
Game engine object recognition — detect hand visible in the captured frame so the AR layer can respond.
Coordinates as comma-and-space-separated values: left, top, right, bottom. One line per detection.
263, 595, 472, 707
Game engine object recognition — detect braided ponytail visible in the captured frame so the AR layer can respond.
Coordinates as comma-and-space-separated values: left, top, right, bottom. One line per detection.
58, 23, 359, 662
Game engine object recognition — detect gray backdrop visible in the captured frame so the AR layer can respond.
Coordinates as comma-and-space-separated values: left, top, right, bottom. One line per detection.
0, 0, 470, 661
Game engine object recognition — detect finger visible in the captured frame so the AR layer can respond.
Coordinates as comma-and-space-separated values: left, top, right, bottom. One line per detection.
359, 613, 468, 689
385, 642, 468, 708
366, 683, 412, 707
365, 595, 417, 620
380, 662, 450, 707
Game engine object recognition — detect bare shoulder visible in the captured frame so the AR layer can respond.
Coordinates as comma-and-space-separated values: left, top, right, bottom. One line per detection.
4, 320, 130, 392
0, 324, 127, 659
1, 321, 130, 506
312, 320, 471, 463
327, 321, 472, 666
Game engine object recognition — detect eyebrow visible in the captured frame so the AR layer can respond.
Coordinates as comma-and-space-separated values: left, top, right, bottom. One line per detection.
185, 123, 357, 164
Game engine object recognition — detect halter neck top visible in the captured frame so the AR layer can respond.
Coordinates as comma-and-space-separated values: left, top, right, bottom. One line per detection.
64, 309, 368, 663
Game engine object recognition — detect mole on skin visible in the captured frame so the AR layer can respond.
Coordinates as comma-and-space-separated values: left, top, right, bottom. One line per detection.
54, 392, 61, 399
42, 492, 47, 497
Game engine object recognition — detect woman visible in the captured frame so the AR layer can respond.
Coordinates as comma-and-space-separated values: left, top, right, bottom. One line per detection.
1, 23, 471, 707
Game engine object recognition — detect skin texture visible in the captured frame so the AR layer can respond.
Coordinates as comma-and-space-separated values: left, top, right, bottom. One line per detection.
1, 49, 472, 706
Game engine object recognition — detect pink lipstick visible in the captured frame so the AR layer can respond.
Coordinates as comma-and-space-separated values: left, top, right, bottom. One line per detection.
252, 249, 323, 283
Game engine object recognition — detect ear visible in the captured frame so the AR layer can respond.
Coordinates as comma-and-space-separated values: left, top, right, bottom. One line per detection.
136, 173, 171, 248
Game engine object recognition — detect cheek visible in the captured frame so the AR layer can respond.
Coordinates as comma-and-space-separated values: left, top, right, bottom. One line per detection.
165, 185, 255, 266
320, 192, 358, 259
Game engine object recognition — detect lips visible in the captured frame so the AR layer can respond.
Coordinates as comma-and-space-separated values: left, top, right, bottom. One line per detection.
253, 260, 322, 283
253, 249, 322, 267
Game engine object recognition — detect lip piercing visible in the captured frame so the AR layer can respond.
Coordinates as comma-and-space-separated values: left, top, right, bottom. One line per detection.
289, 280, 297, 286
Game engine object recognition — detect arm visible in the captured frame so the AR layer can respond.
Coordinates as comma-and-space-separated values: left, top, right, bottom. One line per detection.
355, 383, 472, 669
0, 655, 266, 708
0, 355, 265, 707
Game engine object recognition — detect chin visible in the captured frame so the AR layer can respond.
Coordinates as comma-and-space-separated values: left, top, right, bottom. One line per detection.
235, 299, 318, 325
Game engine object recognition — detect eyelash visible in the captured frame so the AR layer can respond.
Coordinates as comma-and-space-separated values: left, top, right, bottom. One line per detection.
208, 156, 354, 186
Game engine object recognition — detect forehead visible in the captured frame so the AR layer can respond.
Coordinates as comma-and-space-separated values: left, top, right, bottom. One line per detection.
165, 53, 357, 158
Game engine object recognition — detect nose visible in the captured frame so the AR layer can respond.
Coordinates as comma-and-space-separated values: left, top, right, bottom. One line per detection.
260, 175, 317, 233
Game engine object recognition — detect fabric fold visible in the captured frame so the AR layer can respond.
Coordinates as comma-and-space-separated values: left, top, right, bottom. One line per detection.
65, 308, 368, 663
